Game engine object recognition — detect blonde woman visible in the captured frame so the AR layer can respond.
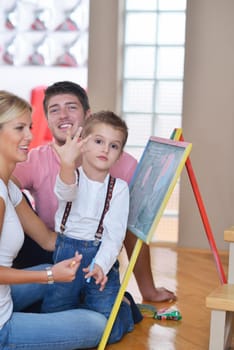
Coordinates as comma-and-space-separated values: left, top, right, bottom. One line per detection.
0, 90, 106, 350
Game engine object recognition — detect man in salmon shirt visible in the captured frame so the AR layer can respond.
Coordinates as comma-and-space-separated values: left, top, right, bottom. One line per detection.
12, 81, 176, 303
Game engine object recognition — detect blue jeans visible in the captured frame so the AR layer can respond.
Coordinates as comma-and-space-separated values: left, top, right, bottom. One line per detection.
41, 235, 134, 343
0, 264, 106, 350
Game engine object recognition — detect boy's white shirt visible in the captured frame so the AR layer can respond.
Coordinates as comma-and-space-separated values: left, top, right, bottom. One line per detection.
54, 166, 129, 275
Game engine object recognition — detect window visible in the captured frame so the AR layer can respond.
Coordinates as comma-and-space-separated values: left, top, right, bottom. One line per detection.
122, 0, 187, 242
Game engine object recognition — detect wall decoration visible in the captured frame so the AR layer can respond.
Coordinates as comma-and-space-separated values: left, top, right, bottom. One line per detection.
0, 0, 89, 67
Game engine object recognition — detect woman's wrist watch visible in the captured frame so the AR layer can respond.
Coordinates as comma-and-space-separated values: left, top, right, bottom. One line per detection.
45, 266, 54, 284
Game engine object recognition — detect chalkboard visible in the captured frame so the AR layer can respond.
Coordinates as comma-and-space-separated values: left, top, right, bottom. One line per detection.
127, 136, 192, 244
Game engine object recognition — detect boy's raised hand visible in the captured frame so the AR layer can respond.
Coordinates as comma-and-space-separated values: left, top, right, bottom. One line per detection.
52, 126, 91, 167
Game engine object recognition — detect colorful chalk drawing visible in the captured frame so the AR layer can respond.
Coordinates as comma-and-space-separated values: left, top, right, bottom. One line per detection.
128, 136, 192, 243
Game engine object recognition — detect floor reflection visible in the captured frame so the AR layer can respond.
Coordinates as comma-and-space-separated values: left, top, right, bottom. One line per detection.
148, 323, 176, 350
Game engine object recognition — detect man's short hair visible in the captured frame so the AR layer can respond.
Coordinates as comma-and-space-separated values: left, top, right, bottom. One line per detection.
43, 81, 90, 115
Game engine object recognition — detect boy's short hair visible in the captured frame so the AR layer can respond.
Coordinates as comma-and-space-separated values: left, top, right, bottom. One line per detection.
43, 81, 90, 115
82, 110, 128, 148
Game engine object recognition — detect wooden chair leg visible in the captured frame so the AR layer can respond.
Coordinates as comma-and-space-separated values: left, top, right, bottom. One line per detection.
228, 243, 234, 284
209, 310, 233, 350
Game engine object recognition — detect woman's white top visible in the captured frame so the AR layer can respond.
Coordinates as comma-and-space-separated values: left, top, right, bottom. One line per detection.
54, 167, 129, 275
0, 180, 23, 329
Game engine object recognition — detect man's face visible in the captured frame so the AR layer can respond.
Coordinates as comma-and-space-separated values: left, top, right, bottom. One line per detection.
46, 93, 90, 145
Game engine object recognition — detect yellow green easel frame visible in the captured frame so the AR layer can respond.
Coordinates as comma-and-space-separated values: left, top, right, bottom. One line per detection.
98, 133, 192, 349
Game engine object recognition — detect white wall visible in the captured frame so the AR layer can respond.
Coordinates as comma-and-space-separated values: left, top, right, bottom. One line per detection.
0, 65, 87, 102
87, 0, 122, 113
179, 0, 234, 250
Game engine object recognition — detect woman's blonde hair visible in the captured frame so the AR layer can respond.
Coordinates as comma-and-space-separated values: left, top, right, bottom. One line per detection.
0, 90, 32, 126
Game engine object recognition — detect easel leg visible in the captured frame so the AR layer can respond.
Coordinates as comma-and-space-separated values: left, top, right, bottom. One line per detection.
98, 239, 143, 350
171, 128, 227, 284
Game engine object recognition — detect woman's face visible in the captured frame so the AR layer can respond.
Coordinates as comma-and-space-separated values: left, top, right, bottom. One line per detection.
0, 111, 32, 164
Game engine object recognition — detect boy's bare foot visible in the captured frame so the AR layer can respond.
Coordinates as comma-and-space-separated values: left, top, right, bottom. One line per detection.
142, 287, 176, 303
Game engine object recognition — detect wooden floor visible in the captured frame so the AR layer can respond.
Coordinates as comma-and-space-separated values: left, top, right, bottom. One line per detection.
102, 244, 233, 350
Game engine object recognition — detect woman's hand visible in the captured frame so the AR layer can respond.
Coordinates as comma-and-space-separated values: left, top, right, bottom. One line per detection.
52, 251, 82, 282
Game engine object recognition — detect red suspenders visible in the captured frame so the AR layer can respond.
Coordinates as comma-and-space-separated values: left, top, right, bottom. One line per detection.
59, 169, 116, 241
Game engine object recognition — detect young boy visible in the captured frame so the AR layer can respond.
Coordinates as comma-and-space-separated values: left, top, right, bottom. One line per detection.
41, 110, 142, 343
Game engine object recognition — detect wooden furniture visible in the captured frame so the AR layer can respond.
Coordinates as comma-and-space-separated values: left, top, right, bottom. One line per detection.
206, 227, 234, 349
206, 284, 234, 350
224, 226, 234, 284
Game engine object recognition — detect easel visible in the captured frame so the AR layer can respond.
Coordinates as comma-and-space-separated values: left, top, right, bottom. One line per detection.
174, 129, 229, 350
98, 136, 192, 349
97, 238, 143, 349
171, 128, 227, 284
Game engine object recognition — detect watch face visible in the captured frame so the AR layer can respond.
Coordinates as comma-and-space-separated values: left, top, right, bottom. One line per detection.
46, 267, 54, 284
